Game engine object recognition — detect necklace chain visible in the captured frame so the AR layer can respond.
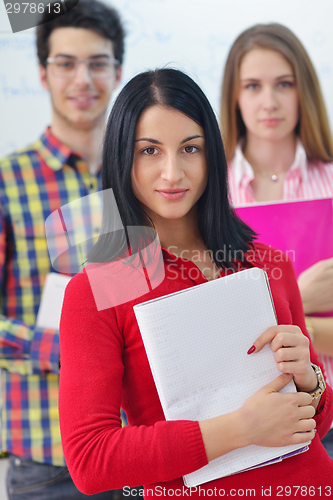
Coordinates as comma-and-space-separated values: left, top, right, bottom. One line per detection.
255, 170, 279, 182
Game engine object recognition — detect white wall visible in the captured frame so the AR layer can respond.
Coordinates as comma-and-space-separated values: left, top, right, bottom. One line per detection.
0, 0, 332, 155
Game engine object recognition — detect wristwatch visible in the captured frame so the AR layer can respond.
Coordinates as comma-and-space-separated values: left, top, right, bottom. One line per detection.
308, 363, 326, 399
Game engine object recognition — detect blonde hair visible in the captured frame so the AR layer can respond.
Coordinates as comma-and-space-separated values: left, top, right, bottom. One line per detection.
220, 23, 333, 162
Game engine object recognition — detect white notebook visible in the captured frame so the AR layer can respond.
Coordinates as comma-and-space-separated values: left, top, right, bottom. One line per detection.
36, 273, 72, 330
133, 267, 309, 487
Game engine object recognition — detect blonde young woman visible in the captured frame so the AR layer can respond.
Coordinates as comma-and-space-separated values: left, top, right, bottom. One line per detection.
221, 23, 333, 456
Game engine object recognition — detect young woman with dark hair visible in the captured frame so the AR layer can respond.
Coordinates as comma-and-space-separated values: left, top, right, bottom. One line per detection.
59, 68, 333, 498
220, 23, 333, 457
88, 68, 254, 268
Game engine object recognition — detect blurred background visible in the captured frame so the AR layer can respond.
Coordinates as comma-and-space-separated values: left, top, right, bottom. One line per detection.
0, 0, 332, 159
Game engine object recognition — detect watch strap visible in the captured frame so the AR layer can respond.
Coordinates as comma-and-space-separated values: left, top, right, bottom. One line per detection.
308, 363, 326, 399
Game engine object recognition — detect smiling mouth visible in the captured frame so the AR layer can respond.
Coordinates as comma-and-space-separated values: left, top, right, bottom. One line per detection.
156, 189, 188, 200
68, 95, 98, 102
67, 96, 99, 109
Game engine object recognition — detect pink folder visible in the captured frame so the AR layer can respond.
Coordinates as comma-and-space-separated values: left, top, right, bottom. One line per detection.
235, 198, 333, 278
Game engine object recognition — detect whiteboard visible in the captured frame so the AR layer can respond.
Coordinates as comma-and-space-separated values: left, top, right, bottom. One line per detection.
0, 0, 332, 157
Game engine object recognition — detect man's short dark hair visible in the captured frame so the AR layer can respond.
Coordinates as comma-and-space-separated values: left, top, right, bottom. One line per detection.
37, 0, 125, 67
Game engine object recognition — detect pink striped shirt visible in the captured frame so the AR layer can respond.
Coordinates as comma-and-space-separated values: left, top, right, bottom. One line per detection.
228, 140, 333, 408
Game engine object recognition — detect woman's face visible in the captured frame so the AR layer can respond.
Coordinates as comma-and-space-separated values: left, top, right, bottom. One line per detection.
237, 49, 299, 144
131, 105, 207, 224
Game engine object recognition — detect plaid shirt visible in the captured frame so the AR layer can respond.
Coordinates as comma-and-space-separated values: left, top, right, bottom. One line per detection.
0, 128, 101, 465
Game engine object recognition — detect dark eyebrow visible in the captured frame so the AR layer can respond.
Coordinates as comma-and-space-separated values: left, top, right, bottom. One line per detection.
181, 135, 204, 144
135, 135, 204, 144
135, 138, 161, 144
54, 53, 111, 59
89, 54, 112, 59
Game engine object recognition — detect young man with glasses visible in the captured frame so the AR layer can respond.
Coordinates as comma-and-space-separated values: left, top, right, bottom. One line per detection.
0, 1, 126, 498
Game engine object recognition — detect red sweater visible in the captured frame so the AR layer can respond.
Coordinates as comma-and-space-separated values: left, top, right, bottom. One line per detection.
59, 243, 333, 499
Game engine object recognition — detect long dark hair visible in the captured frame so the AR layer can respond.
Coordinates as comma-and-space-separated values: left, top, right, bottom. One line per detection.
89, 68, 255, 269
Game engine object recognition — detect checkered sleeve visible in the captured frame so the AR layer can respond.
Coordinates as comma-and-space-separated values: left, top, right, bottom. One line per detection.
0, 318, 60, 375
0, 208, 60, 375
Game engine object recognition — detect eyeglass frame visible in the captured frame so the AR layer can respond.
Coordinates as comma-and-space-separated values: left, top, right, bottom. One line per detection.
45, 55, 120, 79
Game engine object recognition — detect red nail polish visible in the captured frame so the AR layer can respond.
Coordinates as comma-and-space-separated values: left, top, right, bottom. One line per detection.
247, 345, 256, 355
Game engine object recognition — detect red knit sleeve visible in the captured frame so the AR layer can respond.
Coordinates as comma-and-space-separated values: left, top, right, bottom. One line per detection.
282, 256, 333, 439
59, 271, 208, 495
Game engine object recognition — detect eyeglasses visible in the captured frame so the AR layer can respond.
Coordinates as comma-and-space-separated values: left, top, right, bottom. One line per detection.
46, 56, 120, 79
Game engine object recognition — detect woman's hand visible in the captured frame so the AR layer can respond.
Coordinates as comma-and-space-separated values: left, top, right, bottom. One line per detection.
298, 258, 333, 314
239, 373, 316, 448
200, 372, 316, 461
200, 325, 319, 462
249, 325, 317, 392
